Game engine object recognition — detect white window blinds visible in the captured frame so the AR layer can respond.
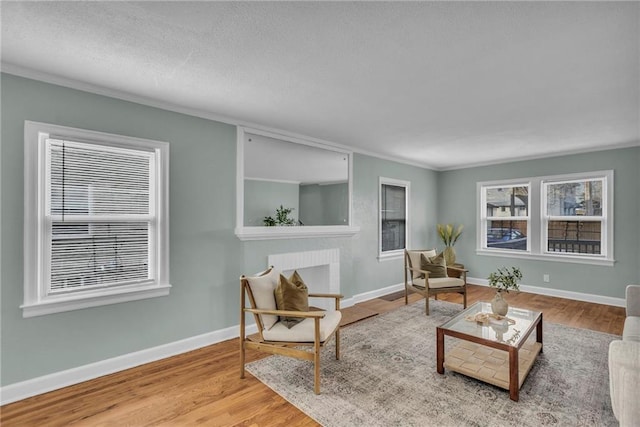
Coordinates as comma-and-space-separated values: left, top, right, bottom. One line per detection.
46, 139, 155, 293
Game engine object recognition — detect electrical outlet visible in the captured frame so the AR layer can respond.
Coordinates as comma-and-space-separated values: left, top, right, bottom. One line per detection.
543, 274, 550, 283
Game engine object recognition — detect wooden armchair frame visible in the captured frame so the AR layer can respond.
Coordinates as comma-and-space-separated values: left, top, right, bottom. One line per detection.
239, 271, 343, 394
404, 249, 468, 315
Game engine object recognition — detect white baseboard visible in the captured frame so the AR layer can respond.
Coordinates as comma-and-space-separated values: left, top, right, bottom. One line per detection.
1, 279, 623, 405
351, 278, 625, 308
351, 282, 405, 304
338, 283, 406, 309
468, 277, 626, 307
0, 323, 258, 405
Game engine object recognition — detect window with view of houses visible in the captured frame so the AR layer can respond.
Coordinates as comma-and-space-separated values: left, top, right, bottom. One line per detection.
478, 170, 613, 265
481, 184, 530, 252
543, 178, 604, 255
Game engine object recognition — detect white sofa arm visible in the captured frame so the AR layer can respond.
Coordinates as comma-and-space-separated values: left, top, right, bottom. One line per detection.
626, 285, 640, 317
609, 340, 640, 426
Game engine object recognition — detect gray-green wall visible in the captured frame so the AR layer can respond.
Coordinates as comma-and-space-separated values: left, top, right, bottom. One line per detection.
0, 73, 437, 386
1, 73, 240, 385
438, 147, 640, 299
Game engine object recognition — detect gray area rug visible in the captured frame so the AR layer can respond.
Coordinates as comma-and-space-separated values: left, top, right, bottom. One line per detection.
246, 299, 618, 426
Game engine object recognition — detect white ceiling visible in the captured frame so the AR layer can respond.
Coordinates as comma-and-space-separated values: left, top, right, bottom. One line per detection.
1, 1, 638, 170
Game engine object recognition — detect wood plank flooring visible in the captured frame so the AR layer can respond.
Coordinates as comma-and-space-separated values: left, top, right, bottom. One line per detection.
1, 285, 626, 426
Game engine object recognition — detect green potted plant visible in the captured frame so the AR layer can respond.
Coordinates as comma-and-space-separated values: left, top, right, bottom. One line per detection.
436, 223, 463, 265
263, 205, 296, 226
487, 266, 522, 316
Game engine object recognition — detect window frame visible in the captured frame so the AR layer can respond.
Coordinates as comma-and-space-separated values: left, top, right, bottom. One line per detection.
378, 177, 410, 260
23, 121, 171, 317
541, 172, 611, 260
476, 170, 614, 266
479, 182, 531, 254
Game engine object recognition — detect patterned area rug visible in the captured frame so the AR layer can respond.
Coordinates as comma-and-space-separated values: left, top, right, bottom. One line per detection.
246, 299, 617, 426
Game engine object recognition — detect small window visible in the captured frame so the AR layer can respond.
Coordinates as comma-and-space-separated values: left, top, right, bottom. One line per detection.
23, 121, 171, 317
379, 177, 410, 258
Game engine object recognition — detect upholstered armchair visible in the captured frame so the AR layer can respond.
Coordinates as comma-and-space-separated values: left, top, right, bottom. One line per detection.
404, 249, 468, 315
239, 266, 343, 394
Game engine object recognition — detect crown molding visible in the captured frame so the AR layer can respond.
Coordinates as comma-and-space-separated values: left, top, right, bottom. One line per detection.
4, 63, 633, 173
439, 140, 640, 172
1, 63, 437, 171
1, 62, 244, 126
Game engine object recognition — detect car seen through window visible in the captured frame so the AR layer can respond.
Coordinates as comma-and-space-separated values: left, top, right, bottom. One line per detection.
486, 228, 527, 250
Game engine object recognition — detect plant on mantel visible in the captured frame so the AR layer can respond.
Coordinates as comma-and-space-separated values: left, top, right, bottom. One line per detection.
263, 205, 296, 226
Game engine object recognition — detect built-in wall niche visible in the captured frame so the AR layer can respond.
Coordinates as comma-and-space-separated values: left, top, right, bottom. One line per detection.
235, 127, 360, 240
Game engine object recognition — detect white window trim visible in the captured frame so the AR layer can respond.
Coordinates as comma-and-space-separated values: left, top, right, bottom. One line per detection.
378, 177, 410, 261
478, 181, 532, 254
23, 121, 171, 317
476, 171, 614, 266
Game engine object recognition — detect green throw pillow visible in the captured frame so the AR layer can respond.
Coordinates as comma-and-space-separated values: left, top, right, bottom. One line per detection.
274, 271, 309, 328
420, 253, 447, 278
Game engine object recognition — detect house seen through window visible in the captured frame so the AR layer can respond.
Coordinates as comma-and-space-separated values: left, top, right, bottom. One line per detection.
543, 178, 604, 255
477, 170, 613, 265
482, 184, 530, 252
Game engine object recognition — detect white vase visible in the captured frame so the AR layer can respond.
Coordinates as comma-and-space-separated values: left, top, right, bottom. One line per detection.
491, 291, 509, 316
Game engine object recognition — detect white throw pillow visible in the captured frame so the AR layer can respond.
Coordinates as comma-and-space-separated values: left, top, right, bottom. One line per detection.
246, 267, 280, 330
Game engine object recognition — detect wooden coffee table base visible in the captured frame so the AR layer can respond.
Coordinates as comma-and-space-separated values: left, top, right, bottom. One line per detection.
436, 302, 543, 402
443, 340, 542, 401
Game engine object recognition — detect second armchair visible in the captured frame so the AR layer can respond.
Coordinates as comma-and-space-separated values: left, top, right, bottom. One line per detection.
404, 249, 468, 315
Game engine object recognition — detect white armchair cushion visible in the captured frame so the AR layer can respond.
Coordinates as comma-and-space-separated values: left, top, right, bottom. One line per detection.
428, 277, 465, 289
263, 311, 342, 343
411, 277, 427, 289
245, 268, 280, 330
410, 277, 464, 289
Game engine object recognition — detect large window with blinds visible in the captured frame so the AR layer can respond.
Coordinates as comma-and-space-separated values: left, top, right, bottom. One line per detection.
379, 177, 410, 258
23, 121, 170, 317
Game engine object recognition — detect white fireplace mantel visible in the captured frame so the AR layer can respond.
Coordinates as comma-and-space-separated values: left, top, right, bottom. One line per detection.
268, 248, 340, 311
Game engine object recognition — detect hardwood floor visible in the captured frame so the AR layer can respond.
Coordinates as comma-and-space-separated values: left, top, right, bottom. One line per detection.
1, 285, 626, 426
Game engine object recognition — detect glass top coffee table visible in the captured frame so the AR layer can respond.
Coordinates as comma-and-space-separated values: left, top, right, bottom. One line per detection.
436, 301, 543, 401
